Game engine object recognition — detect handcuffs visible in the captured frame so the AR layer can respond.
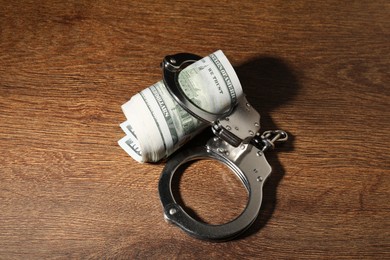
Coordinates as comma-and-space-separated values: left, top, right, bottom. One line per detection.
158, 53, 288, 241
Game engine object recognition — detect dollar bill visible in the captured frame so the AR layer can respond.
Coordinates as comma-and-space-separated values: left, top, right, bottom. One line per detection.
119, 50, 243, 162
118, 130, 142, 162
178, 50, 242, 114
120, 121, 138, 137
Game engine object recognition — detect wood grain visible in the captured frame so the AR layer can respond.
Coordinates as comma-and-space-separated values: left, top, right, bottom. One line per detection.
0, 0, 389, 259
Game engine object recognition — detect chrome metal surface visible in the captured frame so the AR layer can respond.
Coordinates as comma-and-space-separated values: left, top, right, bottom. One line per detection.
213, 96, 261, 147
158, 138, 272, 241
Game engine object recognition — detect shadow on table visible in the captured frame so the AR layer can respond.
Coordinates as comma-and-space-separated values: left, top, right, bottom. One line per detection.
235, 56, 300, 239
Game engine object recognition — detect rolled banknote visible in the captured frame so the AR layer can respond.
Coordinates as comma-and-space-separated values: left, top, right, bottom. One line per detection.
119, 50, 243, 162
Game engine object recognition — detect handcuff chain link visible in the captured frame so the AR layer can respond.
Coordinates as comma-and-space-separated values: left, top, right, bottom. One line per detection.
252, 130, 288, 152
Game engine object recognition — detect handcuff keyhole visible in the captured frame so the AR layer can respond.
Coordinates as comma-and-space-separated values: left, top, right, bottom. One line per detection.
171, 159, 248, 225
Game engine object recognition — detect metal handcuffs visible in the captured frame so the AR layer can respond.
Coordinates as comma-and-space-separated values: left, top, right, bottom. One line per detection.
158, 53, 288, 241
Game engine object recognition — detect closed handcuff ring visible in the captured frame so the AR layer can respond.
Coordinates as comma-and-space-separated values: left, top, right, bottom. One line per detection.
158, 53, 287, 241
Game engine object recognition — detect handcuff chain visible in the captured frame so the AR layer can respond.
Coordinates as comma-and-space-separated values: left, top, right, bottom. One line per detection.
252, 130, 288, 152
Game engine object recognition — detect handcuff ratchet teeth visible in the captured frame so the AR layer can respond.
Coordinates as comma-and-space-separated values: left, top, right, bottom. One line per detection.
158, 53, 288, 241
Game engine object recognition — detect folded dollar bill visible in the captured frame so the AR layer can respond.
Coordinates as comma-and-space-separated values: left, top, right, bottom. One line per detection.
119, 50, 243, 162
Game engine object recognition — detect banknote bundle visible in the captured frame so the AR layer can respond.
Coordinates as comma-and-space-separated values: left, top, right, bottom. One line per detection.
118, 50, 243, 162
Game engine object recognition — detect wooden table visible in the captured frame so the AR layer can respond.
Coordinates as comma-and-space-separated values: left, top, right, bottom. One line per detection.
1, 1, 389, 259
